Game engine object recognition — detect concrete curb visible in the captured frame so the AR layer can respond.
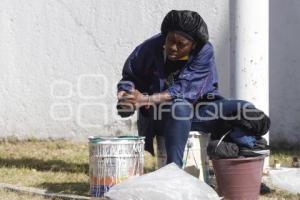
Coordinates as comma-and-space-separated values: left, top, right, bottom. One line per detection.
0, 182, 90, 200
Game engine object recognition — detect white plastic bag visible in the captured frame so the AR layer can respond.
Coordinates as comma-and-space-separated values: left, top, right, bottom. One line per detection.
269, 167, 300, 194
105, 163, 220, 200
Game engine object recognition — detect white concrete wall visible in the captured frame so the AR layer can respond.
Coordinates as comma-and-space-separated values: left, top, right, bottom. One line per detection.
0, 0, 230, 139
269, 0, 300, 147
1, 0, 300, 147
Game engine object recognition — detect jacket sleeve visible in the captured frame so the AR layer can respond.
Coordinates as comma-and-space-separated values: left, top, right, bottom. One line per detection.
167, 43, 219, 103
117, 45, 143, 92
117, 42, 155, 93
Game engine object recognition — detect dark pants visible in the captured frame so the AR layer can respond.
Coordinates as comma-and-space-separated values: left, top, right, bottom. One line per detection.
137, 98, 253, 167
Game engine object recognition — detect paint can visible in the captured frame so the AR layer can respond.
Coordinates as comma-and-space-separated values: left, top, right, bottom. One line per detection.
88, 136, 145, 197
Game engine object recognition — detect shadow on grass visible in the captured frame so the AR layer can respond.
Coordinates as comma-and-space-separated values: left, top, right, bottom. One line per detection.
0, 157, 88, 174
38, 182, 89, 196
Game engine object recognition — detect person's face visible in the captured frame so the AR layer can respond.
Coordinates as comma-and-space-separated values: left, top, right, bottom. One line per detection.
164, 32, 195, 61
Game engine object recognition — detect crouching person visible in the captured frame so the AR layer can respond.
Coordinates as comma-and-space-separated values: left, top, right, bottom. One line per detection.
116, 10, 270, 167
117, 10, 221, 167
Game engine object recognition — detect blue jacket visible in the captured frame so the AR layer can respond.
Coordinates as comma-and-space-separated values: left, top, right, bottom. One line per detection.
117, 34, 220, 154
117, 34, 219, 103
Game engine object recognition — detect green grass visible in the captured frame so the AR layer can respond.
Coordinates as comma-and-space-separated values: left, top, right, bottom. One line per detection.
0, 138, 89, 196
270, 148, 300, 167
0, 138, 299, 200
0, 188, 51, 200
260, 190, 300, 200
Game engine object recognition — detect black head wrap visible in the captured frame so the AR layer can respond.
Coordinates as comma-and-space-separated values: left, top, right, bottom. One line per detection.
161, 10, 209, 49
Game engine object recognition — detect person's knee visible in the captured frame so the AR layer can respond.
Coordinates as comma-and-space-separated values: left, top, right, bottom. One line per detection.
171, 98, 193, 119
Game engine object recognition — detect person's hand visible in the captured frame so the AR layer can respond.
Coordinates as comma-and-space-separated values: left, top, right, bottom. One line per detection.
117, 90, 129, 101
117, 90, 135, 117
121, 89, 149, 109
117, 90, 134, 109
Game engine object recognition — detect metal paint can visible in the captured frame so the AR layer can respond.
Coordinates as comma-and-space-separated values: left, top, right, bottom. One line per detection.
88, 136, 145, 197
